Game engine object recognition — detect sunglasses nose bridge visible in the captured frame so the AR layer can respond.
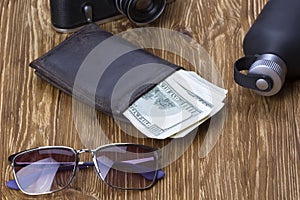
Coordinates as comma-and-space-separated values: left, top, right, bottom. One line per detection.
76, 149, 96, 167
76, 149, 93, 164
77, 149, 92, 154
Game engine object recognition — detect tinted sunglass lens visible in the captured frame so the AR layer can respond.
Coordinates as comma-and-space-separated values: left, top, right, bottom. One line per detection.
13, 148, 76, 194
95, 144, 158, 189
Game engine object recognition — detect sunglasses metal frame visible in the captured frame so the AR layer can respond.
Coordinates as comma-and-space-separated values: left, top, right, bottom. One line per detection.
8, 143, 160, 196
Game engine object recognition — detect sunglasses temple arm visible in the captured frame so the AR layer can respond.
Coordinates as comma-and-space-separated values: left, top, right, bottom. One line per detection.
156, 170, 165, 180
140, 170, 165, 181
6, 179, 20, 190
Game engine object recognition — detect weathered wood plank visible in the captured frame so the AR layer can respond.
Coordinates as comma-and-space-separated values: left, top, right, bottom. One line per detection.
1, 0, 299, 199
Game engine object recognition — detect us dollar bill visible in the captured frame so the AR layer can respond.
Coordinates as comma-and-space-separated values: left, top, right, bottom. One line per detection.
165, 75, 226, 138
123, 70, 227, 139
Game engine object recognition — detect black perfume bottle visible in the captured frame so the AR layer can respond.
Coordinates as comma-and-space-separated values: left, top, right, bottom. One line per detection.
234, 0, 300, 96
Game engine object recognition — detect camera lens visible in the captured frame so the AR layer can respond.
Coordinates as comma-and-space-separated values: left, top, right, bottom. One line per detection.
135, 0, 153, 11
115, 0, 166, 25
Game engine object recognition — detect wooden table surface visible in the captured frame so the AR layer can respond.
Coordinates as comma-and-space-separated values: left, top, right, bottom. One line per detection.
1, 0, 299, 199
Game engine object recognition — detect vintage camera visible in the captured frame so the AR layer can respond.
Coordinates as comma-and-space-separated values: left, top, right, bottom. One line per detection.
50, 0, 174, 32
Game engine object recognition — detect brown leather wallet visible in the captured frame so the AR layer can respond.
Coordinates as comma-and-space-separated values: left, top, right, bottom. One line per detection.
30, 23, 182, 119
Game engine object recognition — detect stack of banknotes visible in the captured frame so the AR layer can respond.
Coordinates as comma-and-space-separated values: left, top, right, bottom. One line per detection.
123, 69, 227, 139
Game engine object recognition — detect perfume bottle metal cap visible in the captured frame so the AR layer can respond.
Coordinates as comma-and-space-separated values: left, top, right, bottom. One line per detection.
248, 54, 287, 96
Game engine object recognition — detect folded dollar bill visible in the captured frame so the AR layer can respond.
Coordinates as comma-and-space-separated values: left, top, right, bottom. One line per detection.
123, 69, 227, 139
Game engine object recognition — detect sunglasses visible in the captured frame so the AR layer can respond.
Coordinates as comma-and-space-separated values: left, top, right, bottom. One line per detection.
6, 143, 165, 195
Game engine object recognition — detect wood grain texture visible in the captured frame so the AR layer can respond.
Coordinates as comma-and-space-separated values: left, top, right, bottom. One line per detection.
1, 0, 299, 199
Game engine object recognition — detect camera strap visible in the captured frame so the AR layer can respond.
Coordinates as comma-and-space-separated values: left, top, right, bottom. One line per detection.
83, 4, 93, 23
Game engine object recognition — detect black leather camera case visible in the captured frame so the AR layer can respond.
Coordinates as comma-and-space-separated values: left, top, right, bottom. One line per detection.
50, 0, 120, 30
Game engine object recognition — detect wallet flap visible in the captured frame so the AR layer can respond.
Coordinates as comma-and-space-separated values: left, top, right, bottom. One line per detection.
30, 24, 182, 119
